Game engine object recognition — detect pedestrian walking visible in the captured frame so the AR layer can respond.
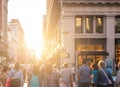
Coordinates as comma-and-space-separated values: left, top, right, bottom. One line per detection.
116, 62, 120, 87
96, 60, 114, 87
0, 65, 9, 87
71, 63, 76, 87
26, 64, 34, 87
52, 64, 60, 87
90, 63, 98, 87
8, 62, 24, 87
77, 58, 91, 87
60, 63, 72, 87
44, 63, 53, 87
30, 65, 40, 87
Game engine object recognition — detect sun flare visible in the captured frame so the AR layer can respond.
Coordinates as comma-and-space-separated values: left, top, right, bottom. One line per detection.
25, 32, 43, 59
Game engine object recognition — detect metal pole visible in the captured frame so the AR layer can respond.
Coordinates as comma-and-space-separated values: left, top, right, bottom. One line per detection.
75, 51, 78, 87
60, 0, 63, 72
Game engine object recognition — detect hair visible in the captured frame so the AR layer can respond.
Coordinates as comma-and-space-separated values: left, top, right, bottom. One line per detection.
32, 65, 39, 75
2, 65, 8, 73
98, 60, 105, 68
14, 62, 20, 71
118, 62, 120, 68
53, 64, 57, 68
63, 63, 68, 68
92, 63, 98, 70
82, 58, 87, 64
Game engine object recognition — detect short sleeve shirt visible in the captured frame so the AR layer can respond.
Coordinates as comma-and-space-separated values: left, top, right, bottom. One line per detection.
78, 65, 90, 83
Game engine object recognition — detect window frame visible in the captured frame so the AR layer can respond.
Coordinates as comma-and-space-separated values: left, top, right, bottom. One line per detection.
75, 16, 83, 33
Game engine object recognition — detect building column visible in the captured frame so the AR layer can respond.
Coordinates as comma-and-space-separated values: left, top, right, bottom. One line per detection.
106, 15, 115, 60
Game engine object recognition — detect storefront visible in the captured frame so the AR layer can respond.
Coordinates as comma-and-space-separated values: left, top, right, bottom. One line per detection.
75, 38, 109, 66
115, 39, 120, 70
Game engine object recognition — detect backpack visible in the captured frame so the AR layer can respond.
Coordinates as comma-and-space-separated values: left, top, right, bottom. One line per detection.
30, 75, 40, 87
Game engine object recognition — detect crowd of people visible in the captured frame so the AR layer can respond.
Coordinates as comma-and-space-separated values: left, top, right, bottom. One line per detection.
0, 59, 120, 87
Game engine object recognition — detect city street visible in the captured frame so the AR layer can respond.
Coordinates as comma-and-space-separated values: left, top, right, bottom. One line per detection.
23, 82, 28, 87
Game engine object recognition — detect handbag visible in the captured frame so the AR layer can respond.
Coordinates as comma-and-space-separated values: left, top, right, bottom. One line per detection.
5, 78, 11, 87
101, 69, 112, 85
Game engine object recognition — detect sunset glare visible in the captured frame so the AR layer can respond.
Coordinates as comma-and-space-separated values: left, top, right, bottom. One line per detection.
8, 0, 46, 58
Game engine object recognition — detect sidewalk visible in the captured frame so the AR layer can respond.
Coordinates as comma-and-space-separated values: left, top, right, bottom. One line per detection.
23, 82, 28, 87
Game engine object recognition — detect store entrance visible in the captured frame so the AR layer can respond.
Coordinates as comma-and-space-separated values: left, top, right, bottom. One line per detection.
78, 55, 105, 67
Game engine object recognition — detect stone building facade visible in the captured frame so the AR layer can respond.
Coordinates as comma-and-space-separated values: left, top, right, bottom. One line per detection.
0, 0, 9, 63
44, 0, 120, 71
8, 19, 25, 63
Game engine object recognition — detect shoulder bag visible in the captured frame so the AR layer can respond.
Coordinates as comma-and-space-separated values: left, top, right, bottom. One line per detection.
101, 69, 112, 85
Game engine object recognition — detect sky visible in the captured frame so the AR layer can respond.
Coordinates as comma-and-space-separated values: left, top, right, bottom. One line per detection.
8, 0, 46, 57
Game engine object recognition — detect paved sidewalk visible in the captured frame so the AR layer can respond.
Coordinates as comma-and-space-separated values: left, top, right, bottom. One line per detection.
23, 82, 28, 87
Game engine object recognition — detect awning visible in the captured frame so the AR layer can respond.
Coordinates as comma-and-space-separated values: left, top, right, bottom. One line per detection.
77, 51, 109, 55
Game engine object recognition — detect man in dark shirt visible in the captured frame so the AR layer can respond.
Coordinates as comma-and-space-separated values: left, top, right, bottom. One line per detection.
77, 59, 91, 87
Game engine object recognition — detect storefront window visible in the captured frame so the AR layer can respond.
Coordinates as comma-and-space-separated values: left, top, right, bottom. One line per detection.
75, 39, 107, 66
115, 39, 120, 69
96, 45, 103, 51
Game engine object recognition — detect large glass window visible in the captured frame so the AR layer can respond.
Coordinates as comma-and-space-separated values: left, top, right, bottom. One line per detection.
75, 39, 106, 66
76, 39, 105, 51
115, 39, 120, 70
75, 16, 83, 33
96, 16, 103, 33
85, 16, 93, 33
115, 16, 120, 33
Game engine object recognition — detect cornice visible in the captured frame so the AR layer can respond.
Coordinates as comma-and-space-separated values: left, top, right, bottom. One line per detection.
59, 0, 120, 5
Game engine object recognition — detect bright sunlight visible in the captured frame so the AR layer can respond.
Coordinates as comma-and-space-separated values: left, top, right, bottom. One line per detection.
8, 0, 46, 59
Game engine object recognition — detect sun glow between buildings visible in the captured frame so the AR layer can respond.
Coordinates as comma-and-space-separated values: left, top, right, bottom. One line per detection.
25, 31, 43, 59
8, 0, 46, 60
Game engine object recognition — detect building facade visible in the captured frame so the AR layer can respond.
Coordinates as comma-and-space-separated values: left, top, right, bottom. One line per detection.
0, 0, 9, 63
44, 0, 120, 70
8, 19, 26, 63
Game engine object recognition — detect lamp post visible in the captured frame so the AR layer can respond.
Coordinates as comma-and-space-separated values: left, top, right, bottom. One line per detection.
75, 51, 78, 87
0, 33, 3, 63
59, 0, 63, 71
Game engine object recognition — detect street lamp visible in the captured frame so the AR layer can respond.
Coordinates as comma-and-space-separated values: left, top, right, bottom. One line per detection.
59, 0, 63, 71
0, 32, 3, 63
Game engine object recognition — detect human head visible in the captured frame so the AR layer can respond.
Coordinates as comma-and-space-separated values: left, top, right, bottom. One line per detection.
98, 60, 105, 69
82, 58, 87, 64
92, 63, 98, 70
63, 63, 68, 68
2, 65, 8, 73
118, 62, 120, 69
33, 65, 39, 75
53, 64, 57, 69
14, 62, 20, 71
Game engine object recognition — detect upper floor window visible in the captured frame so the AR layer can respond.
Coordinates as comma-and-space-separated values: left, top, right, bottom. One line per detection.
96, 16, 103, 33
75, 16, 83, 33
75, 15, 104, 34
85, 16, 93, 33
115, 16, 120, 33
